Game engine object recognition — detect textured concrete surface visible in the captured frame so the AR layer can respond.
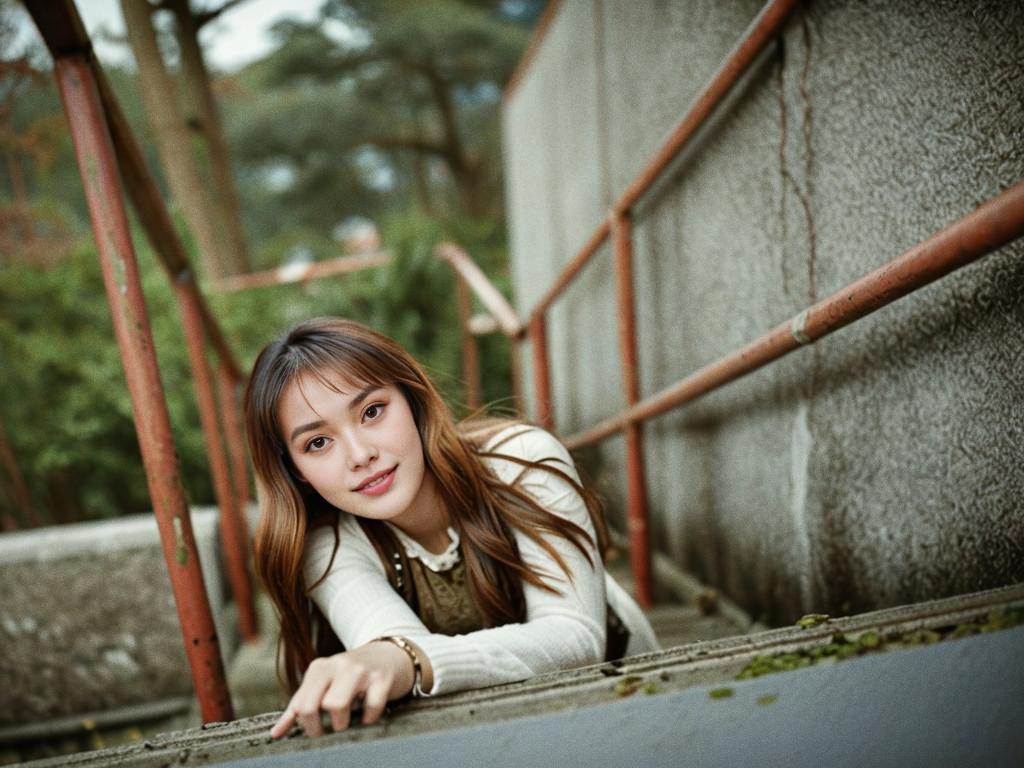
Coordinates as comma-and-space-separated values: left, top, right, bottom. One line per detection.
210, 624, 1024, 768
501, 0, 1024, 624
0, 509, 236, 727
21, 583, 1022, 767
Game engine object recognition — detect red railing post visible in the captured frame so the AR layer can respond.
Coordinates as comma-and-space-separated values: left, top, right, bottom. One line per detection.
529, 315, 554, 430
176, 277, 258, 643
612, 211, 653, 608
509, 340, 525, 418
217, 363, 251, 515
456, 277, 483, 411
0, 414, 40, 528
54, 54, 233, 722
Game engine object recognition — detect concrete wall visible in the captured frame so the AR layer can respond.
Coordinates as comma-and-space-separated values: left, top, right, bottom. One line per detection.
0, 508, 237, 728
502, 0, 1024, 624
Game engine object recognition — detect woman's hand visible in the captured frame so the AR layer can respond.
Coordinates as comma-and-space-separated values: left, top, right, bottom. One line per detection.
270, 640, 421, 738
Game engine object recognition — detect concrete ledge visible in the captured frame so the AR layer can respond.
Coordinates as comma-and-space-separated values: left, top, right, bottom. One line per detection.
0, 508, 236, 729
24, 582, 1023, 767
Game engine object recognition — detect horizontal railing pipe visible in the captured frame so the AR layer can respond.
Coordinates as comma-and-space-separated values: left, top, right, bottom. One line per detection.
527, 0, 799, 324
529, 217, 612, 323
213, 251, 391, 293
614, 0, 799, 215
436, 242, 525, 338
566, 179, 1024, 450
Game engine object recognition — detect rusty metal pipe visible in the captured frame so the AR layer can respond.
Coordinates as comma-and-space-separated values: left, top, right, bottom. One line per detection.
213, 251, 390, 293
527, 0, 798, 324
0, 414, 39, 528
456, 278, 483, 411
615, 0, 799, 215
530, 217, 611, 324
176, 277, 258, 643
509, 341, 525, 418
567, 179, 1024, 450
529, 315, 554, 430
436, 242, 524, 339
54, 54, 233, 722
613, 212, 654, 607
99, 76, 244, 381
217, 363, 251, 516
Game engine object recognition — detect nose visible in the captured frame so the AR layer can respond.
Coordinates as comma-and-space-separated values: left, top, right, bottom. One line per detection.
341, 429, 377, 470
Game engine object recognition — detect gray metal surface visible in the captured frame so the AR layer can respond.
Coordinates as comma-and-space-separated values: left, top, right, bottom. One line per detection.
223, 624, 1024, 768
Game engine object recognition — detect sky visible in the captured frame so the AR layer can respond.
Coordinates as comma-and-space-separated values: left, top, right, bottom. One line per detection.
19, 0, 333, 73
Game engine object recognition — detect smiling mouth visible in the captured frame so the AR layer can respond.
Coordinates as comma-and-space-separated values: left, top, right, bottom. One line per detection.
354, 467, 396, 493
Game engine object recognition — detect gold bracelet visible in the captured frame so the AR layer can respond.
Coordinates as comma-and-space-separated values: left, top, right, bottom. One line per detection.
374, 635, 425, 697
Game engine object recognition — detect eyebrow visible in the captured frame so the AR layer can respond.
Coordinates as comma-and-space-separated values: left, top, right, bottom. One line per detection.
287, 383, 383, 443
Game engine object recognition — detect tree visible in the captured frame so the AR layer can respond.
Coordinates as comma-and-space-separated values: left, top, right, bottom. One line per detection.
231, 0, 536, 230
0, 0, 75, 267
120, 0, 250, 278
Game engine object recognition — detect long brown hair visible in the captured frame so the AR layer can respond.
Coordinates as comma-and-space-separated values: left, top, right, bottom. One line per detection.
244, 317, 608, 692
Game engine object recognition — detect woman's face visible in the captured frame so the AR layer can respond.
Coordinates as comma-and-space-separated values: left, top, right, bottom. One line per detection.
277, 372, 437, 529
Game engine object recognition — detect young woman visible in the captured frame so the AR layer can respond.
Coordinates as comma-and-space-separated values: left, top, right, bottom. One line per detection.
244, 317, 658, 738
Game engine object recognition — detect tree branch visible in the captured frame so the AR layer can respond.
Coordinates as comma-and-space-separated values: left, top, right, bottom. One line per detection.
195, 0, 249, 29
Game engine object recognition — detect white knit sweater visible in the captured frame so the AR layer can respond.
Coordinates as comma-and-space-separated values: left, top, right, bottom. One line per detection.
303, 425, 659, 695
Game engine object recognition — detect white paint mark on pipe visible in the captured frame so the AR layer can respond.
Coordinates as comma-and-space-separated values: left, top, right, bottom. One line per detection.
790, 309, 811, 345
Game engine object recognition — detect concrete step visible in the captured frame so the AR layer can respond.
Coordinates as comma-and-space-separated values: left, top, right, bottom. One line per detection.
27, 583, 1024, 768
605, 548, 752, 649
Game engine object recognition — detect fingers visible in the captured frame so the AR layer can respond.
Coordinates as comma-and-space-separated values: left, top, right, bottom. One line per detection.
361, 669, 392, 725
321, 670, 364, 733
272, 658, 332, 739
269, 708, 297, 740
269, 656, 392, 739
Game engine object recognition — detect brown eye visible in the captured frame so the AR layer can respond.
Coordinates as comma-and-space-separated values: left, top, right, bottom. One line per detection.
363, 403, 384, 422
306, 436, 328, 452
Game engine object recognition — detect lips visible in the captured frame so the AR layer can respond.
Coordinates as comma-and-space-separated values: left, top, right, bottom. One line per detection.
353, 467, 396, 496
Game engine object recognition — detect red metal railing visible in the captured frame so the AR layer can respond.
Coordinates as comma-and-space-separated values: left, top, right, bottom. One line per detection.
213, 251, 391, 293
24, 0, 259, 720
523, 0, 801, 606
19, 0, 1024, 725
513, 0, 1024, 612
50, 51, 234, 722
435, 242, 526, 413
565, 180, 1024, 449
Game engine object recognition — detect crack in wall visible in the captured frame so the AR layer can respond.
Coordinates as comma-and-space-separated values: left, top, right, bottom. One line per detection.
778, 11, 822, 612
778, 16, 818, 307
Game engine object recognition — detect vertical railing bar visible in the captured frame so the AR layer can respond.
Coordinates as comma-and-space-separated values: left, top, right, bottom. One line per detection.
612, 211, 653, 608
456, 277, 483, 412
0, 415, 40, 528
509, 341, 525, 419
54, 54, 233, 723
176, 277, 258, 643
217, 363, 251, 520
529, 315, 554, 430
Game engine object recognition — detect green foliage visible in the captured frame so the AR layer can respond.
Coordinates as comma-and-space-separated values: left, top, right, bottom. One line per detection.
0, 235, 212, 522
1, 0, 528, 525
